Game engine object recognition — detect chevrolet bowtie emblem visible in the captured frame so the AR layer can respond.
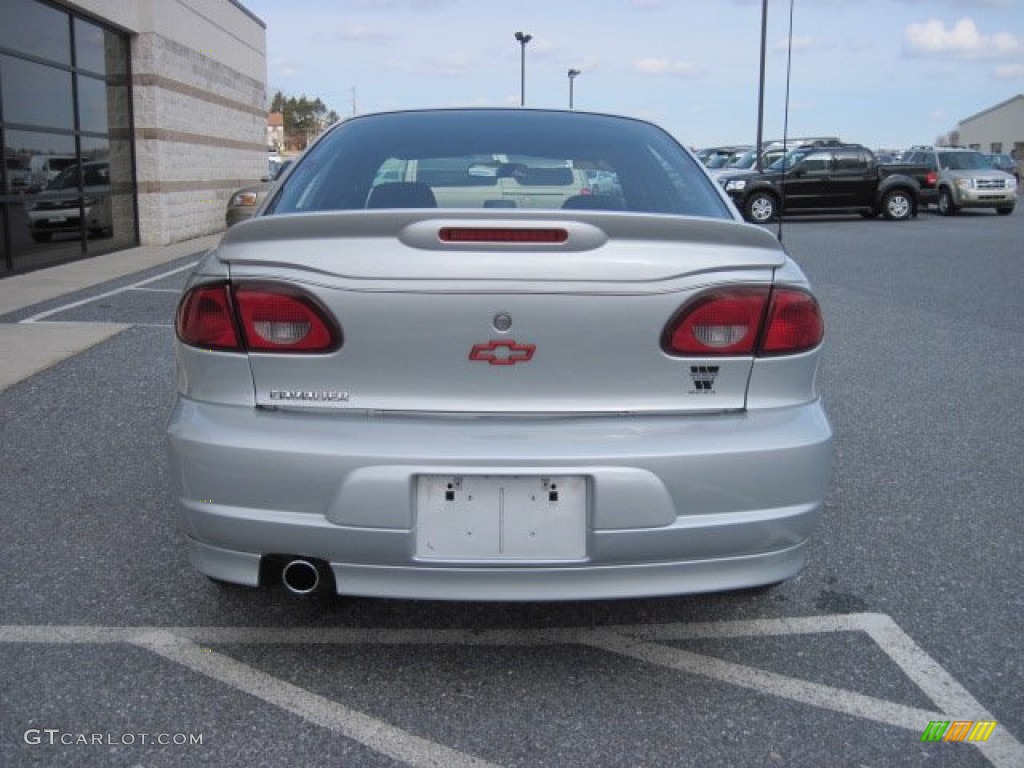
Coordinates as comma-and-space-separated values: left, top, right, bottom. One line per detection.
468, 339, 536, 365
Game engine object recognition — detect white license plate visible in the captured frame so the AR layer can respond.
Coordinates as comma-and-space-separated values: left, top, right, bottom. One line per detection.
416, 475, 587, 561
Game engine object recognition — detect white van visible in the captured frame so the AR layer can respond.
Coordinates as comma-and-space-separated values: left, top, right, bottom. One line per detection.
28, 154, 78, 192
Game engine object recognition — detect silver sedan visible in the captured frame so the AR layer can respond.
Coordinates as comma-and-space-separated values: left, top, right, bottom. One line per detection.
167, 109, 832, 601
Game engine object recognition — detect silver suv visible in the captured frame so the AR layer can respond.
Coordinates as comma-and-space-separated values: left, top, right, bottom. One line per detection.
913, 147, 1017, 216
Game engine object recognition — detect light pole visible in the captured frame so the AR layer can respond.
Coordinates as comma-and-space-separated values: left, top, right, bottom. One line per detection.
514, 31, 532, 106
567, 69, 581, 110
755, 0, 767, 170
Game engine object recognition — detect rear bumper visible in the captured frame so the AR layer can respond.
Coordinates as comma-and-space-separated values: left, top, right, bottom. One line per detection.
187, 537, 812, 600
167, 400, 832, 600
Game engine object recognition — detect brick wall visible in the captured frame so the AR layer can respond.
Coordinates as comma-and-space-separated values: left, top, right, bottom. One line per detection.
72, 0, 268, 246
132, 31, 266, 243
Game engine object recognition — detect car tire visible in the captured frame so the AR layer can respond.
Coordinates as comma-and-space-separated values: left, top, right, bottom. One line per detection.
744, 192, 778, 224
881, 189, 913, 221
30, 232, 52, 243
996, 206, 1014, 216
937, 188, 958, 216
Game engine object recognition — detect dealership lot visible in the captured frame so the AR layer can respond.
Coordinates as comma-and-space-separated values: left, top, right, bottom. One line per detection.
1, 211, 1021, 767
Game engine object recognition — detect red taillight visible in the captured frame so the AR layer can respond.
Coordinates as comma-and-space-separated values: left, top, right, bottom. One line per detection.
759, 289, 824, 355
235, 287, 339, 352
662, 286, 823, 357
925, 171, 937, 187
175, 283, 340, 353
175, 283, 242, 350
663, 289, 766, 355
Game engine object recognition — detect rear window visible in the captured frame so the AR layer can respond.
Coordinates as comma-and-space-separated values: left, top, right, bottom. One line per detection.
270, 110, 732, 218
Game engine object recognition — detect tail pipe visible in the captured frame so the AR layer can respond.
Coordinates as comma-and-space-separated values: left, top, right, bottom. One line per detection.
281, 558, 333, 596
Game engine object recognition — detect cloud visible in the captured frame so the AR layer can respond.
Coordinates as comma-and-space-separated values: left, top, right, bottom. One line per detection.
772, 36, 815, 53
903, 18, 1022, 59
332, 23, 396, 44
633, 58, 703, 77
351, 0, 454, 9
269, 57, 300, 78
896, 0, 1011, 7
377, 51, 480, 78
419, 53, 477, 77
994, 63, 1024, 78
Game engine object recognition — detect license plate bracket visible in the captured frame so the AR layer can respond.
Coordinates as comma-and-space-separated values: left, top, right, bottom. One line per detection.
415, 475, 587, 561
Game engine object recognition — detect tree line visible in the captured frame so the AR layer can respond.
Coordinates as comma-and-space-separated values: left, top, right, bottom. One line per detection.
269, 91, 341, 151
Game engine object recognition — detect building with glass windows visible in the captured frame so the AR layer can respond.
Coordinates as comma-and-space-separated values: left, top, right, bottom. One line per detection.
0, 0, 266, 275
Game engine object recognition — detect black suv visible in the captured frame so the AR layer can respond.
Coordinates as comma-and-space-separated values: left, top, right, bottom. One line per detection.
720, 143, 923, 223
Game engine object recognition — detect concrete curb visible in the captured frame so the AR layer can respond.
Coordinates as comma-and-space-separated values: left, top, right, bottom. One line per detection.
0, 322, 132, 392
0, 234, 221, 316
0, 233, 221, 392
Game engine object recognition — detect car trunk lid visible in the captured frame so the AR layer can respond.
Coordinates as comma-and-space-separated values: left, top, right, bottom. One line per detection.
218, 211, 784, 414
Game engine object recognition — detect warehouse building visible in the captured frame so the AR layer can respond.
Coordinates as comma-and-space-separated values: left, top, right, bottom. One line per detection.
957, 94, 1024, 165
0, 0, 267, 275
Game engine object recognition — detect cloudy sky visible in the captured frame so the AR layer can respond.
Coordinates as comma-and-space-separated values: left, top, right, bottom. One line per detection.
240, 0, 1024, 150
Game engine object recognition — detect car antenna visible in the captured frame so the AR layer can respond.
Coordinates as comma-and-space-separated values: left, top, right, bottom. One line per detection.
777, 0, 796, 244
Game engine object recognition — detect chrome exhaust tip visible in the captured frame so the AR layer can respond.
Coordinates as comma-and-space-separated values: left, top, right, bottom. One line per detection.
281, 559, 323, 595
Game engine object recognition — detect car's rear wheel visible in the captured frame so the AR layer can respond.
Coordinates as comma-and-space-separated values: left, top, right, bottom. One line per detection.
744, 191, 778, 224
996, 206, 1014, 216
881, 189, 913, 221
937, 188, 958, 216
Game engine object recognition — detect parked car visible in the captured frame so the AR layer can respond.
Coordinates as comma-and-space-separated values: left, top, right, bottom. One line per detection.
370, 155, 594, 209
24, 161, 111, 242
902, 147, 1016, 215
225, 159, 292, 227
168, 108, 832, 601
28, 154, 78, 193
984, 152, 1019, 182
720, 143, 924, 223
710, 144, 790, 179
4, 157, 31, 193
584, 169, 622, 196
695, 145, 747, 168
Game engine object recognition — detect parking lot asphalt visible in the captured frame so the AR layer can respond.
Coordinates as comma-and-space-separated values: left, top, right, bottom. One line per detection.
1, 211, 1022, 767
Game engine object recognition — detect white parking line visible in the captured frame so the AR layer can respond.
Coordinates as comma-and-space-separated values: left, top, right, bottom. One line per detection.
20, 261, 196, 323
1, 614, 1020, 767
583, 627, 944, 731
134, 630, 501, 768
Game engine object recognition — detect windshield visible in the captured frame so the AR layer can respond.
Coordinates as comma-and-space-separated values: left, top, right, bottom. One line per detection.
767, 149, 811, 172
47, 165, 81, 189
938, 151, 993, 171
726, 149, 757, 169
